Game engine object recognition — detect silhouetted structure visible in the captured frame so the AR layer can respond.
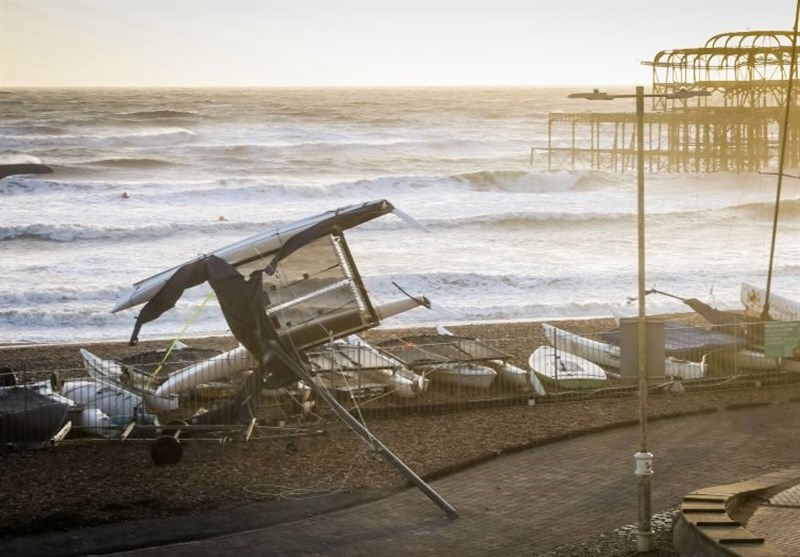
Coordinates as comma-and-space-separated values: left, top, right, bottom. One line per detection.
545, 31, 798, 173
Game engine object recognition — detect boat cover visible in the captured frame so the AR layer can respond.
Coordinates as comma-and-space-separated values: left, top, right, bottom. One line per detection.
601, 321, 747, 359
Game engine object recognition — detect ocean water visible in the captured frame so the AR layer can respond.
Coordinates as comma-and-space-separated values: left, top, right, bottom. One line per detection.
1, 87, 798, 345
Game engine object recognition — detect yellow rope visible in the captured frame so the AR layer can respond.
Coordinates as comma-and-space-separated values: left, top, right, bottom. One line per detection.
145, 292, 214, 391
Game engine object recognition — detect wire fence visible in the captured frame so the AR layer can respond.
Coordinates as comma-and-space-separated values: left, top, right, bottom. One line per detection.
2, 318, 798, 450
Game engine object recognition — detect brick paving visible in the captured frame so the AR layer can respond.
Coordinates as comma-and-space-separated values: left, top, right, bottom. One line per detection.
747, 483, 800, 556
5, 402, 799, 557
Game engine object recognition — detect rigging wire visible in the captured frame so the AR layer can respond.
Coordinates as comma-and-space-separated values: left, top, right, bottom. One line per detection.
145, 291, 214, 391
762, 1, 799, 320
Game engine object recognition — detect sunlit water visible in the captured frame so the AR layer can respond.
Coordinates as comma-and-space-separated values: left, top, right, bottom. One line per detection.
1, 87, 798, 344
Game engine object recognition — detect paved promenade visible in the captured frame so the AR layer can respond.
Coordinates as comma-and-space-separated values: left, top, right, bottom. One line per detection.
4, 401, 799, 557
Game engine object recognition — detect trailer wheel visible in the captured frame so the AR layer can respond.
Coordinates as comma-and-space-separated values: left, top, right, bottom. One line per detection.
151, 435, 182, 466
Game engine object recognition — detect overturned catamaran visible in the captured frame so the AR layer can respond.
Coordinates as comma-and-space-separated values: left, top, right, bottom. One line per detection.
111, 199, 458, 518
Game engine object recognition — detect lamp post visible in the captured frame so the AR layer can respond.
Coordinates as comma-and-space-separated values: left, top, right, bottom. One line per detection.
568, 86, 709, 553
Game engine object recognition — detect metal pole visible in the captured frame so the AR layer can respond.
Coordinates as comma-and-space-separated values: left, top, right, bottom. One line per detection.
634, 85, 653, 553
267, 341, 459, 519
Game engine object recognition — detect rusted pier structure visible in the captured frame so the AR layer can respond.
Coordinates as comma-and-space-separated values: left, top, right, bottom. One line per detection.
544, 30, 799, 173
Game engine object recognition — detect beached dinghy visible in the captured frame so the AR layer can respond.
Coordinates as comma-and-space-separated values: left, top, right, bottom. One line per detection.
60, 379, 150, 423
307, 336, 428, 398
528, 346, 607, 390
741, 282, 800, 322
664, 355, 707, 380
542, 323, 621, 369
377, 331, 515, 390
80, 349, 180, 411
431, 324, 540, 392
550, 322, 712, 380
1, 383, 70, 450
418, 362, 497, 389
727, 348, 781, 371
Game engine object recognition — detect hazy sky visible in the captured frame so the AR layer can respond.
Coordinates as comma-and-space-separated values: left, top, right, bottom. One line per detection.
1, 1, 797, 88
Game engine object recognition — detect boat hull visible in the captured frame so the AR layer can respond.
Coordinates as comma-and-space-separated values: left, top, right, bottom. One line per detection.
419, 363, 497, 389
741, 282, 800, 321
80, 349, 180, 411
529, 346, 607, 390
1, 387, 70, 450
542, 323, 621, 369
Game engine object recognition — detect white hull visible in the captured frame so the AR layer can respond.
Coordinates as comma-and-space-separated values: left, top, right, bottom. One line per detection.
543, 323, 710, 380
664, 355, 707, 380
741, 282, 800, 322
80, 349, 179, 411
529, 346, 607, 389
542, 323, 621, 369
113, 200, 396, 313
781, 358, 800, 372
419, 363, 497, 389
155, 345, 255, 397
72, 407, 115, 438
664, 354, 708, 380
487, 359, 546, 395
61, 378, 143, 418
732, 349, 781, 371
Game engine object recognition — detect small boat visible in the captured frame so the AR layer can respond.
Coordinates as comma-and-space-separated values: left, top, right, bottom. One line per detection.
418, 362, 497, 390
665, 355, 707, 380
741, 282, 800, 322
781, 357, 800, 373
542, 323, 621, 368
336, 335, 430, 398
529, 346, 607, 390
307, 342, 426, 399
80, 349, 180, 411
549, 322, 711, 380
730, 348, 781, 371
59, 378, 159, 435
1, 384, 70, 451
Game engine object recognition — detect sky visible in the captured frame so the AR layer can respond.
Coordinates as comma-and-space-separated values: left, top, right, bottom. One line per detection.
1, 0, 797, 88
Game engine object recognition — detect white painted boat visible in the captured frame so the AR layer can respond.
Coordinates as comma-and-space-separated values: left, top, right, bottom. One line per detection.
61, 378, 143, 420
80, 349, 180, 411
72, 407, 115, 438
486, 359, 546, 395
419, 362, 497, 389
545, 322, 711, 380
665, 355, 707, 380
528, 346, 607, 390
542, 323, 621, 368
732, 349, 781, 371
741, 282, 800, 322
24, 378, 119, 438
112, 200, 404, 313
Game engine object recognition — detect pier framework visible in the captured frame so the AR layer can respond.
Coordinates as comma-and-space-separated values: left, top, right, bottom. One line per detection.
544, 31, 799, 173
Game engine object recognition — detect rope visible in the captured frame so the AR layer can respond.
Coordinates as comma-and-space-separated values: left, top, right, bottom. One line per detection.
145, 292, 214, 391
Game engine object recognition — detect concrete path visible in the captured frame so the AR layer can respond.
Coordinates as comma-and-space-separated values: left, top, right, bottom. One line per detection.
5, 401, 799, 557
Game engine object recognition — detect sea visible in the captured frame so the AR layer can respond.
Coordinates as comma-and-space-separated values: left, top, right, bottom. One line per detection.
1, 87, 798, 345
